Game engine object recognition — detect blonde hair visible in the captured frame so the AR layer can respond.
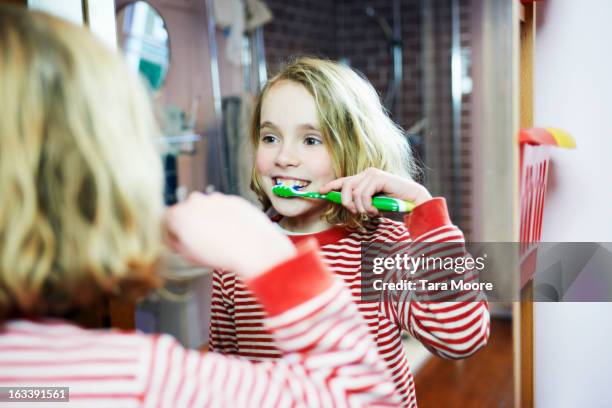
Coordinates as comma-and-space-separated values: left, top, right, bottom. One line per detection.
0, 6, 164, 323
250, 57, 417, 229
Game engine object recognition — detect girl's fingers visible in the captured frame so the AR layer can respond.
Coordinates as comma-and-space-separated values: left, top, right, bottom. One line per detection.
354, 176, 380, 216
319, 177, 346, 194
353, 187, 364, 214
353, 175, 371, 214
322, 173, 384, 215
323, 174, 367, 214
361, 178, 381, 215
321, 169, 434, 214
340, 179, 357, 213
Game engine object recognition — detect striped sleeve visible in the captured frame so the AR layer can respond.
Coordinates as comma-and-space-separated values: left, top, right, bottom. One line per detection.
209, 269, 237, 354
383, 198, 491, 360
146, 239, 400, 407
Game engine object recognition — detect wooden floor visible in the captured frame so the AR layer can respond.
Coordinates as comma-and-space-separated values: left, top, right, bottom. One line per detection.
414, 318, 514, 408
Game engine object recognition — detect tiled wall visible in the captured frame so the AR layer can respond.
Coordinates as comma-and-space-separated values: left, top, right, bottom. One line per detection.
262, 0, 422, 132
261, 0, 473, 238
336, 0, 422, 135
262, 0, 337, 73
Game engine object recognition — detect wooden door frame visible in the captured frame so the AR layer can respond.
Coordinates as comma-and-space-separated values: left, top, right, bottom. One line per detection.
517, 2, 536, 407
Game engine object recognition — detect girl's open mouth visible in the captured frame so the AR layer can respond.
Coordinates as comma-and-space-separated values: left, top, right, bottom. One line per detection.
273, 177, 311, 191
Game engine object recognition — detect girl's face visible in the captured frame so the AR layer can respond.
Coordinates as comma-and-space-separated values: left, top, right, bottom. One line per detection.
255, 81, 336, 220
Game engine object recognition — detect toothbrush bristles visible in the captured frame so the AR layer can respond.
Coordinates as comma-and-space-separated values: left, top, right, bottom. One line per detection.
275, 179, 301, 190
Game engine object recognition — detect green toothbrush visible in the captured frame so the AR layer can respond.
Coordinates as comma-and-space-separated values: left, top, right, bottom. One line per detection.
272, 184, 416, 212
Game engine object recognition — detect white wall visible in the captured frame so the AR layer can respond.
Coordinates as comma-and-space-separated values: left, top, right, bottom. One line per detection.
86, 0, 117, 50
534, 1, 612, 407
28, 0, 83, 25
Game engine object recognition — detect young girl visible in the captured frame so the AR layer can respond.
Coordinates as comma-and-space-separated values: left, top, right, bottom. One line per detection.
0, 8, 401, 407
210, 58, 491, 407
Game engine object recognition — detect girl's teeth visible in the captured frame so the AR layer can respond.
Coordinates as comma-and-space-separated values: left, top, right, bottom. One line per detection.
275, 178, 310, 189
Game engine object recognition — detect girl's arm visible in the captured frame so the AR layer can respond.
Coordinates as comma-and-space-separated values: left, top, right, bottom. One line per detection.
209, 269, 238, 354
382, 198, 491, 359
145, 240, 400, 407
320, 170, 490, 359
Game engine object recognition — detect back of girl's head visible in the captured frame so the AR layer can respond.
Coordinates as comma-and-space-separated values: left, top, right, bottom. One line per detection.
250, 57, 417, 228
0, 6, 164, 323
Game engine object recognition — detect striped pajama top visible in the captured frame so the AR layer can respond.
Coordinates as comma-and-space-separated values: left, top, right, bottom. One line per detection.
0, 241, 400, 407
210, 198, 491, 407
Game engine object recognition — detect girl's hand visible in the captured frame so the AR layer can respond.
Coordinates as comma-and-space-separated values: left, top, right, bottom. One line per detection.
164, 192, 296, 279
319, 168, 432, 216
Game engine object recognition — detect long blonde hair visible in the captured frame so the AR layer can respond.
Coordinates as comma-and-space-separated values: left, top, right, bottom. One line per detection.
0, 6, 164, 322
250, 57, 417, 229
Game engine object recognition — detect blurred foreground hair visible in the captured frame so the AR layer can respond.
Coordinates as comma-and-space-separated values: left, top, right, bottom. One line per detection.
0, 6, 164, 323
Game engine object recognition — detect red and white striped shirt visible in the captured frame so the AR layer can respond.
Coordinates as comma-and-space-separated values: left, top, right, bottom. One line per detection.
0, 241, 400, 407
210, 198, 491, 408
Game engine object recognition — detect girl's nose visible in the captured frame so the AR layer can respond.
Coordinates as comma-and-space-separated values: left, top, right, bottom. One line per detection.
275, 142, 300, 167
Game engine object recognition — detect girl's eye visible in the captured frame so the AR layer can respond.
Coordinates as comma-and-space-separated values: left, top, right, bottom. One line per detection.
261, 134, 278, 144
304, 136, 322, 146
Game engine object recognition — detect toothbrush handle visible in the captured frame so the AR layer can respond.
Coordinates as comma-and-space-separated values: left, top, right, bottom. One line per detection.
371, 196, 416, 212
324, 191, 343, 204
325, 192, 415, 213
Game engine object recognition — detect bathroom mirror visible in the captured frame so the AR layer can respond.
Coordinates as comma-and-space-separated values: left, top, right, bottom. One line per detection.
116, 1, 170, 91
